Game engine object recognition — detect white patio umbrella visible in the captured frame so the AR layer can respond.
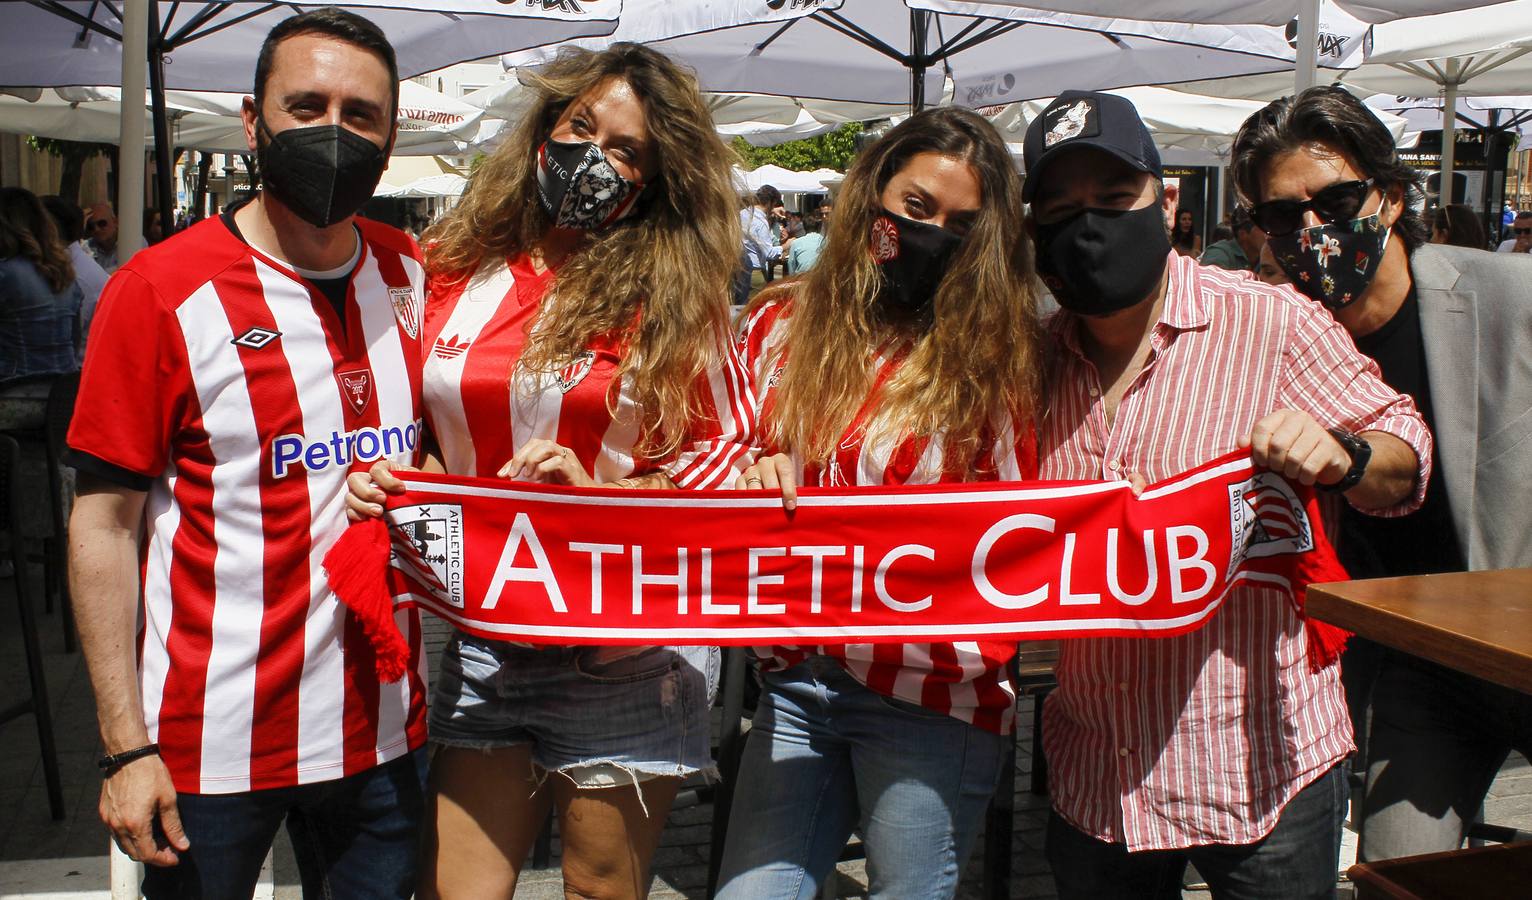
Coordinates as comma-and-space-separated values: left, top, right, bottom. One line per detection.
375, 172, 467, 198
965, 1, 1501, 25
501, 0, 1324, 112
737, 164, 842, 194
0, 0, 620, 256
1173, 2, 1532, 186
0, 79, 484, 154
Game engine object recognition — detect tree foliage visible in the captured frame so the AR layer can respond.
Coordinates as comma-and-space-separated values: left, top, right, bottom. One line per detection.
732, 122, 864, 173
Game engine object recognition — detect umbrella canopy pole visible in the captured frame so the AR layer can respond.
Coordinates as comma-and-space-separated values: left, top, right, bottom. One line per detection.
117, 0, 148, 261
1440, 71, 1460, 203
1294, 0, 1321, 92
910, 10, 929, 113
147, 2, 176, 238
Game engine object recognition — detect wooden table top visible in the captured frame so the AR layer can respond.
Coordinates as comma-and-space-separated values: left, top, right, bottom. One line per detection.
1307, 568, 1532, 696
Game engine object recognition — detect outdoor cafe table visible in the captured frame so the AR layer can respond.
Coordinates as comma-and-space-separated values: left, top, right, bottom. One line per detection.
1306, 567, 1532, 696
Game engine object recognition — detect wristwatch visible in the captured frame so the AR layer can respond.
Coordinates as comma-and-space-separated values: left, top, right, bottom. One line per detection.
1320, 428, 1371, 493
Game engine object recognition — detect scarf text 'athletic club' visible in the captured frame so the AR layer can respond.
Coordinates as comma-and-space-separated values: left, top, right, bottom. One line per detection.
325, 451, 1350, 682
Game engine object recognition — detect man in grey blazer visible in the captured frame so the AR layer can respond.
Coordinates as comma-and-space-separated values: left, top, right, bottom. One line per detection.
1232, 86, 1532, 863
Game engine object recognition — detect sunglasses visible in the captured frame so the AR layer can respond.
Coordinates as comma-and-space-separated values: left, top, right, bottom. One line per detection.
1249, 178, 1375, 237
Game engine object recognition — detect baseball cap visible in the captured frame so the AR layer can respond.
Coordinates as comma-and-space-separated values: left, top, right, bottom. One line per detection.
1022, 90, 1161, 203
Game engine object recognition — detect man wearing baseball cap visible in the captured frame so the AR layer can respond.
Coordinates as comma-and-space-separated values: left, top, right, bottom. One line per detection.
1024, 90, 1430, 899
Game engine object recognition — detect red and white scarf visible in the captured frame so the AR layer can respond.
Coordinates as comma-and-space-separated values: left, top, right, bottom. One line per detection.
325, 451, 1349, 682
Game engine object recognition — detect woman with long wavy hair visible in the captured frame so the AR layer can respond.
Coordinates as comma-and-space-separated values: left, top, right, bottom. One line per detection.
716, 107, 1043, 899
0, 187, 82, 430
347, 43, 754, 899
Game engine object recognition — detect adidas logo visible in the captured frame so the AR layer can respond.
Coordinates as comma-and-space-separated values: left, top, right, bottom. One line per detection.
433, 335, 471, 360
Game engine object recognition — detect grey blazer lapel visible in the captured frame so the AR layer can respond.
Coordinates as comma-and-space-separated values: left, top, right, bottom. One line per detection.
1413, 246, 1478, 560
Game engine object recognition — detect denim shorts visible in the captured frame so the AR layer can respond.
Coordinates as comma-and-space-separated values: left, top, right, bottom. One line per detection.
429, 632, 719, 788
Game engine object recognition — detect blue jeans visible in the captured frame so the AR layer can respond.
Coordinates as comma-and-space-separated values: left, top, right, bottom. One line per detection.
715, 657, 1008, 900
1045, 763, 1348, 900
141, 749, 427, 900
1360, 654, 1532, 860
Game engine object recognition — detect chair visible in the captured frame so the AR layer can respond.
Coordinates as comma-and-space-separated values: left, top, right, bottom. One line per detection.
0, 432, 65, 820
43, 372, 79, 652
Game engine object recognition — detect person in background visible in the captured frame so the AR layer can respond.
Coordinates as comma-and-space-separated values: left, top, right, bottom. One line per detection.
1233, 84, 1532, 866
0, 187, 82, 431
719, 105, 1041, 900
1494, 209, 1531, 252
1256, 241, 1290, 286
143, 207, 165, 245
84, 201, 119, 272
41, 194, 109, 356
1429, 203, 1486, 249
1209, 220, 1234, 244
1028, 88, 1428, 900
1200, 205, 1266, 272
1170, 207, 1202, 256
785, 205, 825, 275
1500, 201, 1515, 240
736, 184, 783, 304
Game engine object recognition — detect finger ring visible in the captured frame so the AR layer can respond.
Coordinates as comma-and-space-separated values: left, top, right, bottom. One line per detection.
746, 477, 763, 487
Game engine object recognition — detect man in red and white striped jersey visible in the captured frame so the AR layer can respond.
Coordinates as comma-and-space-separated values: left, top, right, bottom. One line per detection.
66, 11, 428, 899
1023, 91, 1430, 899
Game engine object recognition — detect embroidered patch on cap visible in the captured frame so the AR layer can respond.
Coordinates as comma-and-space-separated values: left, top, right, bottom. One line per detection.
1043, 98, 1099, 148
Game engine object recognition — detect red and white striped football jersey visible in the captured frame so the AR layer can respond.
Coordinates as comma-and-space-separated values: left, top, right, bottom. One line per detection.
67, 216, 429, 794
738, 298, 1037, 734
420, 255, 755, 488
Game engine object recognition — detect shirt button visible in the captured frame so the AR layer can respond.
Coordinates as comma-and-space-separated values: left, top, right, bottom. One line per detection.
1118, 747, 1131, 757
1118, 682, 1129, 692
1108, 459, 1121, 472
1088, 385, 1100, 398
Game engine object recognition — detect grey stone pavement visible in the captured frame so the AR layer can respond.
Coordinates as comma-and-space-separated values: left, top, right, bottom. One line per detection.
2, 559, 1529, 898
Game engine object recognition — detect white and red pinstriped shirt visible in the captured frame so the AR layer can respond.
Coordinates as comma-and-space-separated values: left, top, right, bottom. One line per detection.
738, 298, 1037, 734
419, 255, 756, 489
68, 216, 430, 794
1037, 253, 1432, 850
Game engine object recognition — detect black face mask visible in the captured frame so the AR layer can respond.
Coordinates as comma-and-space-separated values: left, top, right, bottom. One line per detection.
257, 120, 388, 228
1035, 203, 1171, 316
869, 209, 964, 317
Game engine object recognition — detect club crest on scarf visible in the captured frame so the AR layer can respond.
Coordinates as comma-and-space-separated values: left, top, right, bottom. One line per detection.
388, 286, 419, 339
555, 350, 596, 393
336, 369, 373, 415
1225, 471, 1315, 579
389, 503, 464, 608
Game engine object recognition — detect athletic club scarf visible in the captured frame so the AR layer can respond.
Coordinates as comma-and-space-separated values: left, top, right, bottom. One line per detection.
325, 450, 1350, 683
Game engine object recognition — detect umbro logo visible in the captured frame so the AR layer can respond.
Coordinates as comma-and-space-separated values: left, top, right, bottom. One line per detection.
231, 327, 281, 350
433, 335, 472, 360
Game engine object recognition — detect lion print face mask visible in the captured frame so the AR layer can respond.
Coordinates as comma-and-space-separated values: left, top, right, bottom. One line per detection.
535, 138, 645, 230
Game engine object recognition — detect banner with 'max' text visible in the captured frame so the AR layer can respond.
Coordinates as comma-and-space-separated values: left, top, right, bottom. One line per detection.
373, 451, 1325, 645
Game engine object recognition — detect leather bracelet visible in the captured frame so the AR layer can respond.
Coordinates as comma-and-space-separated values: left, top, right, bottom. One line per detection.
97, 743, 160, 775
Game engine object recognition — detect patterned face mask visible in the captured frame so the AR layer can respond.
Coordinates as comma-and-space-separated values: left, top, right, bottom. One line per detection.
535, 138, 645, 230
1266, 212, 1390, 311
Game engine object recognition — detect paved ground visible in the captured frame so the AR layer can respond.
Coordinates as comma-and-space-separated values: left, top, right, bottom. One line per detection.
3, 555, 1529, 898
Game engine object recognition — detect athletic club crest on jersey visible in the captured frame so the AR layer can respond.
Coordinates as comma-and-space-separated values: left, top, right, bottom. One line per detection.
1225, 472, 1315, 579
388, 286, 419, 339
870, 216, 900, 263
336, 369, 373, 415
555, 351, 595, 393
388, 503, 464, 608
